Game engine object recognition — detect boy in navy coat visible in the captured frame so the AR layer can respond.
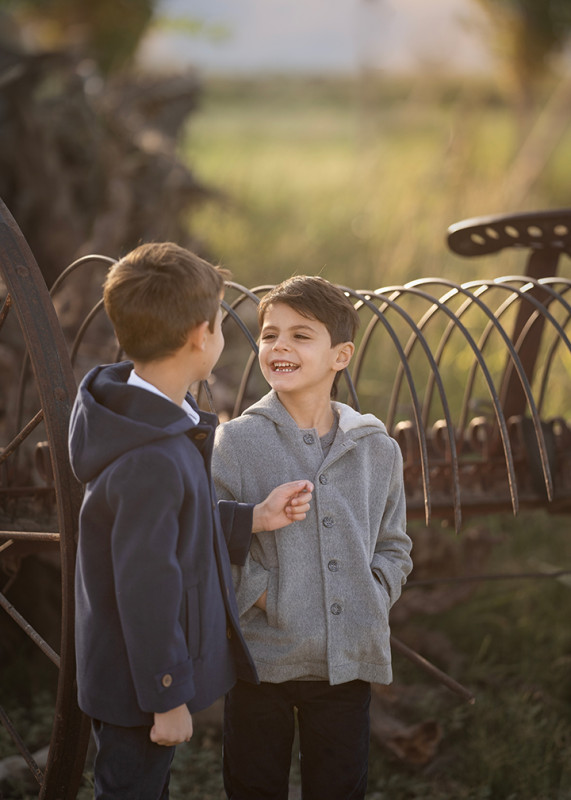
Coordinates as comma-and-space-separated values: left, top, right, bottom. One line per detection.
68, 242, 313, 799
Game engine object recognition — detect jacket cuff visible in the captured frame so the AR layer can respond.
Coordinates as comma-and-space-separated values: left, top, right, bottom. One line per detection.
139, 658, 195, 713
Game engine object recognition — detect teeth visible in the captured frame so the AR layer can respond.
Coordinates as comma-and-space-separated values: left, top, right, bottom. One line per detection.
272, 361, 297, 372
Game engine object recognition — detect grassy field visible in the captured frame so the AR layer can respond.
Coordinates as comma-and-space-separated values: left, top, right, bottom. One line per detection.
182, 74, 571, 291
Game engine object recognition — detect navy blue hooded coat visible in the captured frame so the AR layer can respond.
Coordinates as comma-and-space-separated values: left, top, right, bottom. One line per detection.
69, 362, 258, 727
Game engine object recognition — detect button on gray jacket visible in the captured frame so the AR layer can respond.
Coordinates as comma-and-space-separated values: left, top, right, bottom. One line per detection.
212, 390, 413, 686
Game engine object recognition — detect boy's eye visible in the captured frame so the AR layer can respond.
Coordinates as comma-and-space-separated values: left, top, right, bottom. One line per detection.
294, 333, 309, 340
261, 333, 276, 341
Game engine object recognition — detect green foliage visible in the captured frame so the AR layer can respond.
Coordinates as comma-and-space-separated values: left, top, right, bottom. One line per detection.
3, 0, 155, 74
472, 0, 571, 113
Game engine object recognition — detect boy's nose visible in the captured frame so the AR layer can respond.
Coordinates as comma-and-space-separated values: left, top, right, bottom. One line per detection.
272, 336, 289, 351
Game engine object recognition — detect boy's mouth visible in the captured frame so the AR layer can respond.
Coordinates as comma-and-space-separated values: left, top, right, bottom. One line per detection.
271, 361, 298, 373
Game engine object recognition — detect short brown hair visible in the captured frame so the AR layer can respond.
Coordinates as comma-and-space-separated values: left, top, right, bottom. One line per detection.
257, 276, 360, 345
103, 242, 228, 362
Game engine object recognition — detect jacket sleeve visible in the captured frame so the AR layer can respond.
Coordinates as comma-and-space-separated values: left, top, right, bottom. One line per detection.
106, 448, 195, 713
213, 423, 272, 615
217, 500, 255, 565
371, 438, 413, 607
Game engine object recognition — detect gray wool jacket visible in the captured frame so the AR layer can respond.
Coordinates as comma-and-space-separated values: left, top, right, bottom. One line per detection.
212, 390, 413, 686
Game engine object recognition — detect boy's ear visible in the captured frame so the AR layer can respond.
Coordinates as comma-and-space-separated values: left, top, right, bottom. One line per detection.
187, 320, 210, 351
333, 341, 355, 372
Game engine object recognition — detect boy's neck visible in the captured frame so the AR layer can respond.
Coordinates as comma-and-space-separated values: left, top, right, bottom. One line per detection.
132, 357, 196, 407
276, 390, 335, 436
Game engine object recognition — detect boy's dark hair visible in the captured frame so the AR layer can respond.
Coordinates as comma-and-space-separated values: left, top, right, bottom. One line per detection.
103, 242, 228, 362
257, 276, 360, 345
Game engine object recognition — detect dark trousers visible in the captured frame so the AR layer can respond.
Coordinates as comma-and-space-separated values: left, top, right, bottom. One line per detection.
223, 679, 371, 800
91, 719, 176, 800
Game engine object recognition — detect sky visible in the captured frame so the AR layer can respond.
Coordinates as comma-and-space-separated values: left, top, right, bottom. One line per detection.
138, 0, 492, 75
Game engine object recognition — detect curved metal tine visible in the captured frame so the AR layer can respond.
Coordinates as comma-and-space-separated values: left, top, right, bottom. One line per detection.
221, 297, 260, 352
351, 290, 396, 387
222, 282, 272, 324
419, 285, 491, 435
409, 278, 552, 502
12, 257, 114, 437
516, 301, 571, 417
375, 282, 489, 433
500, 276, 571, 351
220, 282, 269, 354
470, 276, 571, 469
369, 283, 481, 444
494, 275, 571, 325
456, 285, 509, 434
48, 254, 117, 297
373, 281, 520, 517
534, 279, 571, 413
413, 276, 567, 502
455, 280, 558, 432
350, 288, 412, 427
395, 281, 510, 437
224, 281, 273, 303
342, 367, 360, 411
69, 297, 106, 367
339, 287, 436, 529
220, 284, 274, 417
417, 276, 569, 394
457, 277, 571, 431
352, 288, 422, 435
209, 288, 262, 417
233, 348, 259, 419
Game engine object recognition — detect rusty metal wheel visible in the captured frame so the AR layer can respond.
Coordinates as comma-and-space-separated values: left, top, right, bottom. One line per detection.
0, 198, 91, 799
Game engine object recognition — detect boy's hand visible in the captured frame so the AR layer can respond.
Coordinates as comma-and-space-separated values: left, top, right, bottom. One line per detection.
254, 590, 267, 611
252, 480, 314, 532
150, 704, 193, 746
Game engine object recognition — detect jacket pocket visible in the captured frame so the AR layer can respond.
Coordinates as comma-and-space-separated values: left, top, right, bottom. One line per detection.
184, 584, 201, 660
371, 570, 391, 617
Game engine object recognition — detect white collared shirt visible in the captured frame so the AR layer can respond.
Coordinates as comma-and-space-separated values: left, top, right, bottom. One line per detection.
127, 369, 200, 425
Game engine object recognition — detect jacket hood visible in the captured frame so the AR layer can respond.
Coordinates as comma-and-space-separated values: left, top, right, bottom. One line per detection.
69, 362, 198, 483
243, 390, 387, 436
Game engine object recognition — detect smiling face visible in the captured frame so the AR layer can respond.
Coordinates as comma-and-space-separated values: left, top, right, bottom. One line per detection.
258, 302, 353, 401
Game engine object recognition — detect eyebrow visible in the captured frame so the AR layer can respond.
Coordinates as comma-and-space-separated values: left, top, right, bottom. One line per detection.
261, 323, 317, 333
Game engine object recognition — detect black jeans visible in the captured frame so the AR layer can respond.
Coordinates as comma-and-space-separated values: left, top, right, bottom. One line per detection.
91, 718, 176, 800
223, 679, 371, 800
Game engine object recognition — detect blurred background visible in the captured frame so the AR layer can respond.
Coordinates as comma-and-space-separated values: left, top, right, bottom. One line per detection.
1, 2, 571, 799
2, 0, 571, 289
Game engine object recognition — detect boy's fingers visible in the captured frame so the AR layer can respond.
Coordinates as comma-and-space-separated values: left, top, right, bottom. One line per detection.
289, 491, 312, 506
285, 480, 313, 493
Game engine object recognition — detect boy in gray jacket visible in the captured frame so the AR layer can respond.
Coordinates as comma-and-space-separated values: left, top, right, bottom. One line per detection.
212, 275, 413, 800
